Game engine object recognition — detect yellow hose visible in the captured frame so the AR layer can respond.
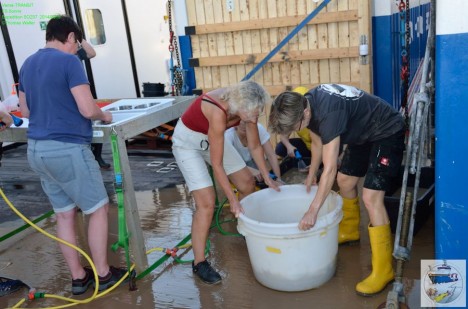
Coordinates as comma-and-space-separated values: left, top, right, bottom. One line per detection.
0, 188, 134, 309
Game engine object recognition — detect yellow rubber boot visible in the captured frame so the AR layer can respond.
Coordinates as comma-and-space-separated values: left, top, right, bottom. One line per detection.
356, 224, 394, 296
338, 196, 360, 245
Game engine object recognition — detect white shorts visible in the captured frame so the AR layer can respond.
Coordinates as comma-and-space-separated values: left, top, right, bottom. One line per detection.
172, 119, 246, 192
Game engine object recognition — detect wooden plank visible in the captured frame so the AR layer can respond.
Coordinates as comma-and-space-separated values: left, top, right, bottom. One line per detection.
211, 66, 221, 89
239, 1, 251, 52
214, 0, 229, 87
231, 0, 244, 83
250, 29, 263, 85
224, 32, 236, 58
232, 0, 243, 56
213, 0, 225, 55
248, 0, 263, 83
258, 0, 269, 85
276, 0, 289, 86
185, 0, 197, 26
317, 5, 330, 84
327, 0, 340, 83
263, 0, 275, 142
238, 0, 250, 83
195, 0, 208, 89
222, 0, 236, 86
358, 0, 371, 92
204, 0, 218, 89
227, 0, 239, 85
199, 33, 213, 89
190, 47, 359, 66
338, 0, 351, 83
205, 0, 217, 56
307, 0, 319, 85
349, 0, 360, 88
228, 65, 238, 85
297, 0, 310, 87
187, 10, 359, 34
220, 65, 230, 86
267, 0, 280, 87
194, 67, 204, 90
288, 1, 301, 87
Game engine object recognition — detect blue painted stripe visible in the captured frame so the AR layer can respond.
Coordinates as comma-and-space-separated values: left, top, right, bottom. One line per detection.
372, 15, 392, 105
435, 32, 468, 259
178, 35, 196, 95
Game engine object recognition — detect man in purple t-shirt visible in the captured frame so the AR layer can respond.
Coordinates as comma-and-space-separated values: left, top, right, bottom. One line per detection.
18, 16, 132, 295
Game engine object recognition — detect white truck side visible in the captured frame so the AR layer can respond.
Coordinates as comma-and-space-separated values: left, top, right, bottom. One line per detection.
1, 0, 187, 101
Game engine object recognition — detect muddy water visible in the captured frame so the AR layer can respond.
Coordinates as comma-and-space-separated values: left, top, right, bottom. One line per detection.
0, 176, 433, 308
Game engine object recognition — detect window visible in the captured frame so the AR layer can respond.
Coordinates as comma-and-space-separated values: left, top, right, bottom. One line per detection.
85, 9, 106, 45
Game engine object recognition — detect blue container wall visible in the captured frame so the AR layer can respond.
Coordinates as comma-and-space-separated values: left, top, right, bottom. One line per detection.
435, 32, 468, 259
373, 3, 430, 109
372, 15, 392, 105
178, 35, 196, 95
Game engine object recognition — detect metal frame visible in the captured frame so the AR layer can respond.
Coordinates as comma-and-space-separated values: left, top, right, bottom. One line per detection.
385, 18, 434, 309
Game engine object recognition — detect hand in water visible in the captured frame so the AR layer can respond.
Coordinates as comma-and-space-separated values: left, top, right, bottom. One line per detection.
264, 177, 281, 192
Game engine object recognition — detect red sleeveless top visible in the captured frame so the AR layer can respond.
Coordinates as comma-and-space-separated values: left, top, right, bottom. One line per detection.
181, 94, 240, 134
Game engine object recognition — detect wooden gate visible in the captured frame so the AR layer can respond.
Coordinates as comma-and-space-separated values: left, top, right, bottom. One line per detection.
184, 0, 371, 135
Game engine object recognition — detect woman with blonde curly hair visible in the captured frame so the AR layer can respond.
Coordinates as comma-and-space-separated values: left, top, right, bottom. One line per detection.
172, 80, 280, 284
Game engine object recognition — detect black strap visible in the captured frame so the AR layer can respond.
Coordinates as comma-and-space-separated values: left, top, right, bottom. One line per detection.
201, 95, 228, 117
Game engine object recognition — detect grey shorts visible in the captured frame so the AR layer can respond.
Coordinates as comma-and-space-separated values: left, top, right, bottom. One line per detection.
172, 119, 246, 192
27, 139, 109, 214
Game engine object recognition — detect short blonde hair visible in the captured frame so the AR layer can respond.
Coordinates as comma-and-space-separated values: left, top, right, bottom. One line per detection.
221, 80, 270, 116
269, 91, 307, 135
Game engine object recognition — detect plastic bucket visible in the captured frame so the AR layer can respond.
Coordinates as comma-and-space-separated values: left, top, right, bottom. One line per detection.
237, 184, 343, 292
142, 82, 165, 92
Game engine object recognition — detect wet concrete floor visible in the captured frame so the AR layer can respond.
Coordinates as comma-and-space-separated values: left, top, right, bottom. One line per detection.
0, 165, 434, 309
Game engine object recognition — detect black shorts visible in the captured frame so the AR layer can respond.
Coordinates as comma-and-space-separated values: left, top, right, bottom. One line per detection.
339, 130, 405, 191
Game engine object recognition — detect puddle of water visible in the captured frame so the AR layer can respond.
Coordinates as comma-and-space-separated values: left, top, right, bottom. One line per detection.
0, 182, 432, 309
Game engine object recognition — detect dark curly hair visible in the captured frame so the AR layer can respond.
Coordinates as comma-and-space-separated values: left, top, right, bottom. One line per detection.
46, 15, 83, 44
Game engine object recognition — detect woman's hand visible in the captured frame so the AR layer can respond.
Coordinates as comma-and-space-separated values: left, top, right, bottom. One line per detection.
286, 145, 297, 157
0, 106, 13, 130
304, 171, 317, 192
263, 177, 281, 191
298, 207, 320, 230
229, 198, 244, 218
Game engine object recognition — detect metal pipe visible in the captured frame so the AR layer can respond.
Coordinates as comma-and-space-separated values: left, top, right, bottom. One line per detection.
387, 9, 435, 309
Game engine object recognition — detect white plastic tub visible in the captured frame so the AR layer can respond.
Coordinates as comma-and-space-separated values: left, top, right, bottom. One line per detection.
237, 184, 342, 292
